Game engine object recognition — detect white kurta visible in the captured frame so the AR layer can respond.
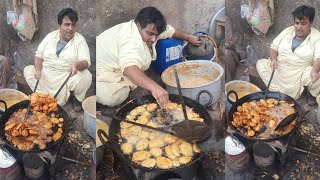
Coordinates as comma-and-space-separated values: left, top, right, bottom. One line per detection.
256, 26, 320, 99
24, 30, 92, 105
96, 20, 175, 106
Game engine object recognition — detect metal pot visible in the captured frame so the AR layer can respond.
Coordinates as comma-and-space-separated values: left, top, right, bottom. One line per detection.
0, 89, 28, 113
161, 60, 224, 107
225, 80, 261, 111
82, 96, 96, 139
0, 100, 74, 153
97, 94, 212, 173
227, 91, 308, 142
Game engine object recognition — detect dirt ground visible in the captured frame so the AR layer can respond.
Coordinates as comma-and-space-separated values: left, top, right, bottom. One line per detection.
96, 53, 320, 179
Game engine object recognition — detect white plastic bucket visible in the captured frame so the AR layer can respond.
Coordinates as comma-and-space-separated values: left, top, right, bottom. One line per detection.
161, 60, 224, 106
82, 96, 96, 139
225, 80, 261, 111
0, 89, 28, 112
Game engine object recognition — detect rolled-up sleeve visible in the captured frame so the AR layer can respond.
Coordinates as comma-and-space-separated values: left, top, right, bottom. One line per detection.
77, 38, 91, 67
158, 25, 175, 40
118, 35, 143, 73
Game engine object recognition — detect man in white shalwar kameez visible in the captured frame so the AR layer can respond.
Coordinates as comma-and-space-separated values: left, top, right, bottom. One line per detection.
96, 7, 201, 110
24, 8, 92, 111
256, 5, 320, 105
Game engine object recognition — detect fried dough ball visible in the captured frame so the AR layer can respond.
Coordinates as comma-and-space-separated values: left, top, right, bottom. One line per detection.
139, 131, 149, 139
179, 143, 193, 157
127, 136, 140, 144
121, 128, 130, 138
146, 121, 158, 128
130, 109, 138, 116
164, 134, 177, 144
171, 143, 180, 157
192, 144, 201, 153
166, 102, 178, 110
247, 129, 255, 137
156, 157, 173, 169
150, 148, 162, 157
178, 156, 192, 165
165, 145, 177, 160
53, 132, 62, 141
126, 115, 135, 121
141, 111, 151, 117
120, 122, 133, 129
140, 158, 156, 168
21, 129, 29, 137
136, 139, 149, 151
44, 122, 53, 129
51, 118, 60, 124
129, 125, 142, 135
29, 129, 38, 135
172, 160, 180, 167
148, 132, 159, 140
146, 103, 158, 112
136, 106, 147, 113
268, 119, 276, 129
121, 143, 133, 155
149, 139, 165, 149
132, 151, 151, 162
57, 128, 63, 133
137, 116, 149, 125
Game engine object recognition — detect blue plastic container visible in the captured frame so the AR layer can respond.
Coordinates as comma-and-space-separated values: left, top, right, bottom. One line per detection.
152, 38, 183, 73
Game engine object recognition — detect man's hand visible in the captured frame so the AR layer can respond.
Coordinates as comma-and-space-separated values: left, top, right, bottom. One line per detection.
270, 59, 277, 70
70, 63, 78, 76
123, 65, 169, 108
34, 70, 41, 80
151, 86, 169, 108
187, 35, 202, 46
310, 69, 320, 82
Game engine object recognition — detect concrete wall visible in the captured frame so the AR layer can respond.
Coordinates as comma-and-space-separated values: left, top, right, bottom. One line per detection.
226, 0, 320, 59
0, 0, 96, 72
0, 0, 224, 74
96, 0, 225, 36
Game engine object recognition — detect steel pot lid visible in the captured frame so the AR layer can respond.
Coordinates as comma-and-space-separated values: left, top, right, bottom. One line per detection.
225, 136, 246, 155
0, 148, 16, 168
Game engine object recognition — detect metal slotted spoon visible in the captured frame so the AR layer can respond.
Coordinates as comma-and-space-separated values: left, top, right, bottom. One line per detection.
170, 66, 211, 142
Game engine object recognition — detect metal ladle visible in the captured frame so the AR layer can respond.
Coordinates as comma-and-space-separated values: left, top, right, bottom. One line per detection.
171, 66, 211, 142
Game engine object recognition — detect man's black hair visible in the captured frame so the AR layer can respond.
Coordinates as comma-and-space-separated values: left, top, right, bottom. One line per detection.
134, 7, 166, 34
58, 8, 78, 25
292, 5, 315, 22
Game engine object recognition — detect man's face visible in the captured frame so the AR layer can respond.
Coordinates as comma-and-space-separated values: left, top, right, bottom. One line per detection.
137, 23, 159, 46
59, 16, 76, 42
294, 16, 312, 39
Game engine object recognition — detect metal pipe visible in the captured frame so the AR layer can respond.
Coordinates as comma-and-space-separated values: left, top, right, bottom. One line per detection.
288, 146, 320, 157
59, 156, 92, 166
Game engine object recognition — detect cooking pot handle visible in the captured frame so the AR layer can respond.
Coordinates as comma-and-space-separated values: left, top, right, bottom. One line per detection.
227, 90, 238, 105
297, 110, 311, 126
196, 90, 213, 107
0, 100, 7, 113
97, 129, 112, 149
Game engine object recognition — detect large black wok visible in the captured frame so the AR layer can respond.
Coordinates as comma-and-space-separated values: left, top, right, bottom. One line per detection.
0, 100, 74, 153
227, 91, 307, 142
98, 94, 212, 172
